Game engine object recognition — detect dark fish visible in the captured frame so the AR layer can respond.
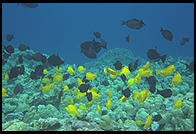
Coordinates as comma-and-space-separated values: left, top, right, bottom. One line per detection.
24, 54, 33, 60
149, 86, 156, 94
146, 76, 157, 88
9, 66, 25, 79
3, 51, 11, 59
81, 50, 97, 59
35, 65, 44, 77
48, 54, 64, 66
122, 18, 145, 30
128, 59, 139, 72
113, 61, 122, 70
82, 76, 89, 83
67, 83, 75, 89
30, 71, 39, 80
18, 44, 30, 51
101, 110, 107, 116
93, 32, 101, 38
125, 35, 130, 43
180, 37, 190, 46
101, 80, 109, 86
185, 61, 194, 72
6, 34, 14, 41
4, 45, 15, 54
157, 89, 172, 98
20, 3, 39, 8
63, 74, 70, 81
79, 84, 91, 93
122, 88, 131, 98
120, 74, 127, 82
160, 27, 173, 41
32, 53, 47, 63
30, 65, 44, 80
153, 114, 162, 122
86, 92, 92, 101
80, 39, 106, 59
147, 48, 167, 63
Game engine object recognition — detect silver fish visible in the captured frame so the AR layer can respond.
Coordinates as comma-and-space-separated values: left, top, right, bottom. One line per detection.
160, 27, 173, 41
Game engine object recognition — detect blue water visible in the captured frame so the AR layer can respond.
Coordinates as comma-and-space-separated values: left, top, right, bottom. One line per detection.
2, 3, 194, 65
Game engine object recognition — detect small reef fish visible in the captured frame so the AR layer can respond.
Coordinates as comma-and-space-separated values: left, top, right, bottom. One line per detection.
122, 88, 131, 98
146, 76, 157, 88
185, 61, 194, 72
128, 59, 139, 72
93, 32, 101, 39
80, 39, 107, 59
160, 27, 173, 41
157, 89, 172, 98
180, 37, 190, 46
122, 18, 145, 30
147, 48, 167, 63
125, 35, 130, 43
6, 34, 14, 41
113, 60, 123, 70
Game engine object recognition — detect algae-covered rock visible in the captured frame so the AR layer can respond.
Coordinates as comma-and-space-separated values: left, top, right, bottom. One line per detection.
135, 108, 149, 123
37, 104, 62, 119
3, 103, 16, 113
15, 103, 30, 113
183, 119, 193, 131
23, 106, 40, 123
30, 117, 61, 130
72, 120, 95, 130
123, 119, 136, 129
99, 115, 114, 130
4, 121, 28, 131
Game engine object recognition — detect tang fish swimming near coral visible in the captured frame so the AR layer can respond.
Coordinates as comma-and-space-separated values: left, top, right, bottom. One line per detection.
160, 27, 173, 41
6, 34, 14, 42
147, 48, 167, 63
80, 39, 107, 59
93, 32, 101, 39
122, 18, 145, 30
113, 61, 123, 70
180, 37, 190, 46
185, 61, 194, 73
125, 35, 130, 43
156, 89, 172, 98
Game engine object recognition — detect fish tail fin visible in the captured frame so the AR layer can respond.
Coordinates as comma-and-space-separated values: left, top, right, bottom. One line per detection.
100, 38, 107, 49
161, 54, 167, 63
101, 44, 107, 49
122, 21, 126, 25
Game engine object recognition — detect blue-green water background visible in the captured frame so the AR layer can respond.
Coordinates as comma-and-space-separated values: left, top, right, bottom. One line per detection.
2, 3, 194, 64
